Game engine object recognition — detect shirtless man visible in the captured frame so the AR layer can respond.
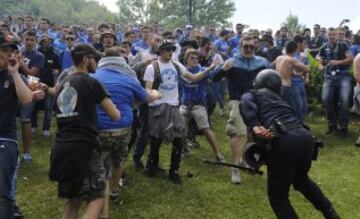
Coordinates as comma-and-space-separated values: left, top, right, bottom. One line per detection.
274, 40, 310, 119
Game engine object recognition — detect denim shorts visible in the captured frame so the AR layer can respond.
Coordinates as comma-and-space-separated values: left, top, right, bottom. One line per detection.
19, 102, 35, 122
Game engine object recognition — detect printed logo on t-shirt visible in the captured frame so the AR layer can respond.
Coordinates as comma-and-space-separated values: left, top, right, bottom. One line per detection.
24, 57, 31, 67
57, 82, 78, 118
3, 80, 9, 89
159, 68, 178, 91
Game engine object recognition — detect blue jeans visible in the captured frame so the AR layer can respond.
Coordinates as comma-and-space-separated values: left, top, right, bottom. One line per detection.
31, 94, 54, 131
292, 81, 308, 123
0, 140, 18, 218
211, 80, 225, 110
281, 86, 299, 116
321, 75, 352, 129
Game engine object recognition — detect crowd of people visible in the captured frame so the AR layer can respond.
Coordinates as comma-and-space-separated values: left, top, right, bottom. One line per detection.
1, 15, 360, 219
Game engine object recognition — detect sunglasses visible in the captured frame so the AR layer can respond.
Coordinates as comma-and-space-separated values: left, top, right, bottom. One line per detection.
189, 56, 199, 61
66, 38, 75, 41
242, 44, 255, 50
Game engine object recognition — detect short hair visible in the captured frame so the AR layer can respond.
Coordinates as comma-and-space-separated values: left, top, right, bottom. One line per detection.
71, 44, 98, 66
353, 34, 360, 45
200, 37, 211, 47
98, 23, 110, 31
0, 24, 10, 31
303, 28, 311, 33
24, 16, 33, 21
285, 41, 297, 54
120, 40, 132, 48
261, 35, 274, 46
141, 25, 152, 32
280, 26, 288, 31
240, 34, 252, 46
41, 18, 50, 24
104, 47, 121, 57
336, 27, 345, 32
184, 48, 199, 61
161, 30, 173, 38
327, 27, 336, 33
24, 30, 37, 39
17, 17, 24, 22
124, 31, 135, 38
293, 35, 306, 43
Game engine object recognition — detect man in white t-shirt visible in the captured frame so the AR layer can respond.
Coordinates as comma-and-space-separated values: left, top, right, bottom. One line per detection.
143, 39, 215, 184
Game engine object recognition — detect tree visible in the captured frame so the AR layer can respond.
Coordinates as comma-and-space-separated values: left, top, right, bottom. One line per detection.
281, 12, 306, 33
0, 0, 118, 25
117, 0, 235, 29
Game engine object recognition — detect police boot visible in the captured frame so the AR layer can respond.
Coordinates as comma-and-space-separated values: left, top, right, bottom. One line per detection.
321, 207, 341, 219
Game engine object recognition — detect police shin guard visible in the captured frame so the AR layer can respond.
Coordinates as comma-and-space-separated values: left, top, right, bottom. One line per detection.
321, 207, 341, 219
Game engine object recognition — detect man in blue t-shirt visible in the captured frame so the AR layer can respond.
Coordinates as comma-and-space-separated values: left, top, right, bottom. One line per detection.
351, 34, 360, 57
214, 30, 231, 60
0, 38, 32, 218
228, 23, 246, 56
179, 49, 224, 162
91, 49, 161, 218
18, 31, 45, 163
53, 25, 70, 56
59, 32, 75, 71
36, 18, 57, 40
133, 26, 151, 54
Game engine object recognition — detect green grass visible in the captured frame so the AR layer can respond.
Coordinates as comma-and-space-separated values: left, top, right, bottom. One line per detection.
17, 111, 360, 219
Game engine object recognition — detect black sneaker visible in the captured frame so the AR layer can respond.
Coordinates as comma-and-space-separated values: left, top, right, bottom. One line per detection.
133, 160, 144, 170
340, 129, 348, 138
14, 204, 23, 219
146, 168, 156, 178
325, 126, 337, 135
169, 171, 182, 185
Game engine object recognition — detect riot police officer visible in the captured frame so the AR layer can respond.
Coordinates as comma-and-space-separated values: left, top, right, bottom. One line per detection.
240, 69, 340, 219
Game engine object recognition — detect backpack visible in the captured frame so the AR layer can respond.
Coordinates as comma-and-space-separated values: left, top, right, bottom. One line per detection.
138, 60, 181, 90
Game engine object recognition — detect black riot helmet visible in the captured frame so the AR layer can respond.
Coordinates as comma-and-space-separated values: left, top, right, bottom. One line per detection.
253, 69, 282, 94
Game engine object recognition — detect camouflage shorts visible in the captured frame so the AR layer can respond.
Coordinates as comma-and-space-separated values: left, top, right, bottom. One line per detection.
98, 128, 131, 178
58, 149, 107, 202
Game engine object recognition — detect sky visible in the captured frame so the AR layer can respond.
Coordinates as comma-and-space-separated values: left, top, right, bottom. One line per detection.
97, 0, 360, 31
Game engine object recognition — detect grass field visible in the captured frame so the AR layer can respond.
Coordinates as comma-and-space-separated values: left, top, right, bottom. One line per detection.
16, 111, 360, 219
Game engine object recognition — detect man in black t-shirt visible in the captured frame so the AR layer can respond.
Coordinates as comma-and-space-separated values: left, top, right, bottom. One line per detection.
48, 44, 120, 219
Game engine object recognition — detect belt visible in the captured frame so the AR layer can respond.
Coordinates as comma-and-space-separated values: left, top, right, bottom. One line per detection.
99, 128, 131, 137
284, 122, 303, 131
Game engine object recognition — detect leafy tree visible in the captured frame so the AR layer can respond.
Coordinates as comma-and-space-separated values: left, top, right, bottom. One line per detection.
0, 0, 118, 25
116, 0, 235, 29
281, 12, 306, 33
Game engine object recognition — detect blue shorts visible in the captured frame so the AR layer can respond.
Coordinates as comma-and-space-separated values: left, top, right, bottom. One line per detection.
19, 102, 35, 122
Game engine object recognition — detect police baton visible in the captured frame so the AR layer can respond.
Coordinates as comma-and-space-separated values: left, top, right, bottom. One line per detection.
202, 159, 264, 175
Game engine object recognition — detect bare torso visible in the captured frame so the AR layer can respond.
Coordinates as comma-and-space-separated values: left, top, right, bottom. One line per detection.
275, 55, 297, 87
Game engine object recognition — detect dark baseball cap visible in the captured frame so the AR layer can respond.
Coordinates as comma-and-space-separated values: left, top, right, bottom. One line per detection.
158, 39, 176, 51
71, 43, 103, 60
0, 32, 18, 50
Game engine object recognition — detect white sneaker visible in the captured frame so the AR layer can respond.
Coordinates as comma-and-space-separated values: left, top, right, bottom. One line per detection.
231, 168, 241, 184
31, 128, 37, 134
220, 109, 226, 116
43, 130, 50, 138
